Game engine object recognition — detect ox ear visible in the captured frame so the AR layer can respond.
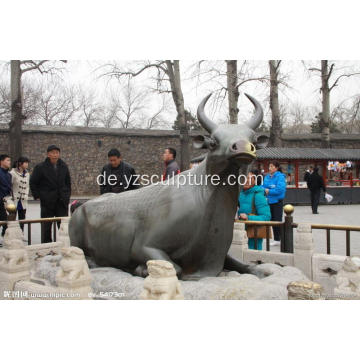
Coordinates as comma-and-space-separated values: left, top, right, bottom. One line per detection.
193, 135, 215, 149
254, 135, 269, 149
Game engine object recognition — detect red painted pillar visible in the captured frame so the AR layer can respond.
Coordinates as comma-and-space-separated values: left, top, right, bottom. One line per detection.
323, 160, 327, 187
295, 160, 299, 188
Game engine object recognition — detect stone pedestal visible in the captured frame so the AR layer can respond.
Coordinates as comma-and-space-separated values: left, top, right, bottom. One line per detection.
334, 256, 360, 300
55, 247, 92, 299
229, 222, 248, 261
287, 280, 323, 300
294, 223, 314, 280
140, 260, 184, 300
57, 217, 70, 247
0, 221, 30, 299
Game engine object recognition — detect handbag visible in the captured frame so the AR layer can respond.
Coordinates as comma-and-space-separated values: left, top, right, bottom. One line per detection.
324, 192, 333, 203
246, 193, 272, 239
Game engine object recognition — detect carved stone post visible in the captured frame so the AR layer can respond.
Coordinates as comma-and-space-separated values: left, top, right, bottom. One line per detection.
294, 223, 314, 280
334, 256, 360, 299
230, 222, 248, 261
58, 217, 71, 247
140, 260, 184, 300
287, 280, 323, 300
0, 221, 30, 299
55, 247, 92, 299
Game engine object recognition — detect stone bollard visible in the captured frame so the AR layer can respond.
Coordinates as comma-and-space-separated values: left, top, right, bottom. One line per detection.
0, 221, 30, 299
55, 247, 92, 299
231, 222, 248, 261
287, 280, 323, 300
58, 217, 71, 247
294, 223, 314, 280
140, 260, 184, 300
333, 256, 360, 300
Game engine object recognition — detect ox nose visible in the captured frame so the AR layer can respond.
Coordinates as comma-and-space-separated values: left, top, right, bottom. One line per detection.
230, 141, 256, 155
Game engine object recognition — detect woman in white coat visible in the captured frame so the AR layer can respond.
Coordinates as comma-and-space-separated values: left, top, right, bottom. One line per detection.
10, 156, 30, 231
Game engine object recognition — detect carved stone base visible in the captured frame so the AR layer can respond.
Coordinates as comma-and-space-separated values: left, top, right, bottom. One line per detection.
287, 280, 323, 300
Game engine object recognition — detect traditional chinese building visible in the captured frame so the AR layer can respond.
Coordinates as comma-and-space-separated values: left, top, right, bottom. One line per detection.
255, 148, 360, 205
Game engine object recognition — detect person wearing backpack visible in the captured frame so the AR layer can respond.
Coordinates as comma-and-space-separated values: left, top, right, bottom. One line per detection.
238, 169, 271, 250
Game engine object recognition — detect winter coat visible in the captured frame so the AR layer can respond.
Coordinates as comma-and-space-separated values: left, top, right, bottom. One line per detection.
262, 171, 287, 204
308, 171, 326, 192
162, 159, 180, 180
238, 185, 271, 222
10, 168, 30, 209
0, 167, 12, 200
99, 161, 139, 194
30, 158, 71, 208
238, 185, 271, 247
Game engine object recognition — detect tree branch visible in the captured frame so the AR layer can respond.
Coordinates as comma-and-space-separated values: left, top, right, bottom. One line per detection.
329, 72, 360, 92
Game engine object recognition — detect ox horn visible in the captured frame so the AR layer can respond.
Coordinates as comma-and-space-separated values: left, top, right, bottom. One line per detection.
245, 93, 263, 130
197, 93, 217, 134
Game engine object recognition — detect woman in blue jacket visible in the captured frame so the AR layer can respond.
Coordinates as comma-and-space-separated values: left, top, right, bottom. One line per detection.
262, 161, 287, 246
238, 170, 271, 250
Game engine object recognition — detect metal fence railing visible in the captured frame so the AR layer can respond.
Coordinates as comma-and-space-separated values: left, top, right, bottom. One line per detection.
236, 205, 360, 256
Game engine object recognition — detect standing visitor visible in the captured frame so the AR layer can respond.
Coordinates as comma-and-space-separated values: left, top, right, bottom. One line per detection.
10, 156, 30, 231
238, 170, 271, 250
304, 166, 313, 187
262, 161, 286, 246
99, 148, 139, 194
308, 167, 326, 214
162, 147, 180, 180
0, 154, 12, 239
30, 145, 71, 243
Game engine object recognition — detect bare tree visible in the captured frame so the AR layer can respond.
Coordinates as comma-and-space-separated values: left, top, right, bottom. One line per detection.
78, 89, 103, 127
195, 60, 270, 125
37, 83, 81, 126
226, 60, 239, 124
283, 102, 313, 134
0, 79, 42, 124
268, 60, 282, 147
9, 60, 66, 161
143, 95, 170, 129
331, 95, 360, 134
103, 60, 190, 170
308, 60, 360, 147
112, 79, 147, 128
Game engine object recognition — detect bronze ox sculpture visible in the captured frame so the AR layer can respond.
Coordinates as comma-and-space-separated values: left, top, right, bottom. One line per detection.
69, 94, 268, 280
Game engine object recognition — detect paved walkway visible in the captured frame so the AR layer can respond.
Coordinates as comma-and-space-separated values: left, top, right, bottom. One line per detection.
2, 202, 360, 256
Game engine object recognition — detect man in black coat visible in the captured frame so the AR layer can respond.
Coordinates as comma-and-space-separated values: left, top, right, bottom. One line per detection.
99, 148, 139, 195
30, 145, 71, 243
308, 167, 326, 214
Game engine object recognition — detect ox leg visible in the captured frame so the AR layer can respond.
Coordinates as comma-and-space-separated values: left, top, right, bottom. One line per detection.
132, 246, 182, 278
224, 254, 251, 274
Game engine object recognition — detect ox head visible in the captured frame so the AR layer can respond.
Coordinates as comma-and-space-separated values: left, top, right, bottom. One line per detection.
194, 93, 268, 173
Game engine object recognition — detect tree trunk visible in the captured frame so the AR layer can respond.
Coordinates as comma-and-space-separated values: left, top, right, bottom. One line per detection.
165, 60, 190, 171
9, 60, 23, 162
268, 60, 282, 147
226, 60, 239, 124
321, 60, 330, 148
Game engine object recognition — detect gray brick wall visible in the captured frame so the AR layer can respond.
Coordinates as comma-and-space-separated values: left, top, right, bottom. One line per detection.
1, 125, 359, 195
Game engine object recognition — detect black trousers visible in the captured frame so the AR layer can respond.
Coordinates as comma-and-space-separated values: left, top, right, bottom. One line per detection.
270, 200, 283, 241
40, 201, 68, 243
17, 208, 26, 231
0, 200, 7, 237
310, 189, 321, 214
